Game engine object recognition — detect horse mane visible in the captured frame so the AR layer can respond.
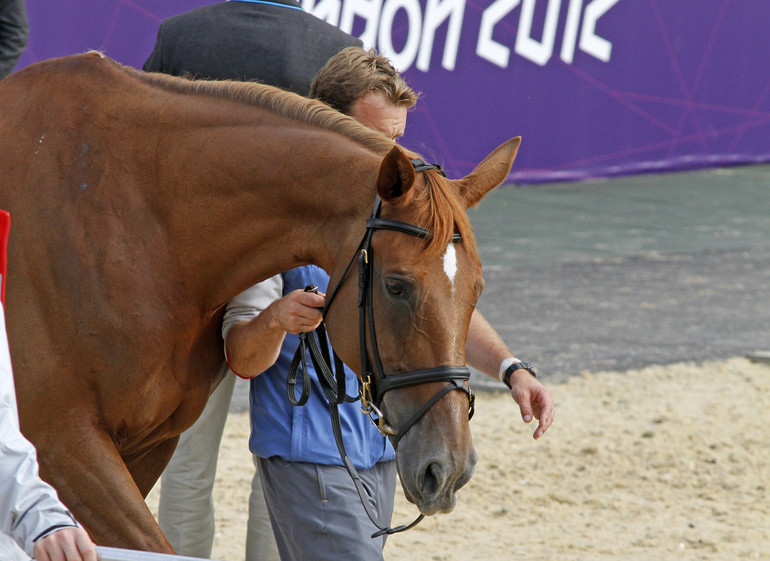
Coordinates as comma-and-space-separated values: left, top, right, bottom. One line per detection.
97, 53, 474, 255
122, 56, 397, 157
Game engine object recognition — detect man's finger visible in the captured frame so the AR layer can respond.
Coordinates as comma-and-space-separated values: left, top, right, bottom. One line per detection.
514, 390, 534, 423
533, 409, 554, 439
300, 290, 326, 308
520, 407, 533, 423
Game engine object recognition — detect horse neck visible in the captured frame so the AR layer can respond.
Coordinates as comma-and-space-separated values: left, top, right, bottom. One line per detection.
161, 130, 380, 313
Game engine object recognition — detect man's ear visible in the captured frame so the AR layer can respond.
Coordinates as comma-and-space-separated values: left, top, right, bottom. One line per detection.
376, 146, 415, 203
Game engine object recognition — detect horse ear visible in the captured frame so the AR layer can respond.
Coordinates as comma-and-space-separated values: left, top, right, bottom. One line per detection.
376, 146, 415, 203
456, 137, 521, 208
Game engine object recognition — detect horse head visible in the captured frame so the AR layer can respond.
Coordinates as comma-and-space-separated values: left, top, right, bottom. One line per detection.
325, 137, 521, 516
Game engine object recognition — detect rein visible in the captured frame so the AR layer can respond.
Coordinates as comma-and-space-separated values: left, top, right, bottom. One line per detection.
287, 159, 475, 538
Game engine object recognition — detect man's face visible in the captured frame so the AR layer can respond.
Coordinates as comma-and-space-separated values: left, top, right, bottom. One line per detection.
349, 91, 408, 141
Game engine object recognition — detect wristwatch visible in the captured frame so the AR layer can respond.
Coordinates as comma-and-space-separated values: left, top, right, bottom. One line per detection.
502, 361, 536, 389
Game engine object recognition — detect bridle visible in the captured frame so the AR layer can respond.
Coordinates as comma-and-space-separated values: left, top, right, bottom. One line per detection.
287, 159, 475, 537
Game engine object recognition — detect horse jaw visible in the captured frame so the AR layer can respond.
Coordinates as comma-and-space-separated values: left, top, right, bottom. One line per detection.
455, 137, 521, 208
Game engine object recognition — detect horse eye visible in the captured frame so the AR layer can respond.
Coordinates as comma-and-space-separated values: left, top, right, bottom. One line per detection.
385, 282, 405, 297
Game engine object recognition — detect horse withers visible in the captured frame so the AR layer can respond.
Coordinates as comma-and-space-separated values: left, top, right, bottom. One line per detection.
0, 52, 521, 552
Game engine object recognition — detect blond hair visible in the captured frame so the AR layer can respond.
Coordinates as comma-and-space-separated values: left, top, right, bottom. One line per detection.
310, 47, 419, 115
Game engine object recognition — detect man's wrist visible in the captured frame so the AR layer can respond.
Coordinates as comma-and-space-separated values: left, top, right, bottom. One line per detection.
498, 357, 518, 382
501, 361, 537, 389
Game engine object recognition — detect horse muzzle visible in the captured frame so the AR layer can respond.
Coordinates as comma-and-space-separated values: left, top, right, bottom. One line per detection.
395, 427, 478, 516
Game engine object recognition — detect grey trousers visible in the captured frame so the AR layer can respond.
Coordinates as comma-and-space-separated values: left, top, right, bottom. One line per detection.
257, 455, 397, 561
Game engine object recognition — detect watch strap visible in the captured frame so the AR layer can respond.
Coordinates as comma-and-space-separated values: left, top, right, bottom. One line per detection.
502, 361, 536, 389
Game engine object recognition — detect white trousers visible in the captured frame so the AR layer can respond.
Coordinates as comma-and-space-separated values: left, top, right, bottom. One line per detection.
158, 372, 279, 561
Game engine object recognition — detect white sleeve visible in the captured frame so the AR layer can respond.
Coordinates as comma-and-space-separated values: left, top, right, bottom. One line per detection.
221, 274, 284, 344
0, 305, 78, 557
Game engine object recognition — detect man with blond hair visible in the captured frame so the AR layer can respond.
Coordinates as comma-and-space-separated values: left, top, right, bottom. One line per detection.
312, 46, 418, 139
226, 46, 553, 561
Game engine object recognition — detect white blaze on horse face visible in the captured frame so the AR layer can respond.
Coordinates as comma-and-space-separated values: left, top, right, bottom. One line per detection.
443, 243, 458, 289
442, 243, 459, 351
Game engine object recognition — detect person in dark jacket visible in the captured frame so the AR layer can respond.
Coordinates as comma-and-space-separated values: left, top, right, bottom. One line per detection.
143, 0, 361, 94
0, 0, 29, 79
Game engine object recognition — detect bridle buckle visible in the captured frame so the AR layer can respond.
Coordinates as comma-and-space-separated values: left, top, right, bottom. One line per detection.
360, 375, 397, 437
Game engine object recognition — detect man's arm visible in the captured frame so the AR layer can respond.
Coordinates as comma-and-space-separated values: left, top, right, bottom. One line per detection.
465, 309, 554, 439
223, 278, 326, 378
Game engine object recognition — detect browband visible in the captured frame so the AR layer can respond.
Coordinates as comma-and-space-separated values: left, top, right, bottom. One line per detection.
365, 218, 462, 243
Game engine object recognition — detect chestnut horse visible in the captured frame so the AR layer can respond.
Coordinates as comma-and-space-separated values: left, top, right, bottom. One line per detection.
0, 52, 520, 552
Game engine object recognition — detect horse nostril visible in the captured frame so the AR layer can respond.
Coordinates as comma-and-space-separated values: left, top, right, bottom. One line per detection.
420, 461, 443, 497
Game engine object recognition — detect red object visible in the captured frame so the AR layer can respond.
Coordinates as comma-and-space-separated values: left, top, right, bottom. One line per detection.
0, 210, 10, 306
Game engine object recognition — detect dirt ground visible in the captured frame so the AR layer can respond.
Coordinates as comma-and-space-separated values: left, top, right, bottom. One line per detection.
146, 356, 770, 561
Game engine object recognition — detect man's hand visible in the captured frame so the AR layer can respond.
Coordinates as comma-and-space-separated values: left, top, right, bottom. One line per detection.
508, 369, 554, 439
270, 289, 325, 334
33, 527, 97, 561
225, 288, 327, 377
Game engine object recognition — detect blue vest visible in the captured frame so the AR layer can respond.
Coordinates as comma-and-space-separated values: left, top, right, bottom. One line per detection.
248, 265, 395, 468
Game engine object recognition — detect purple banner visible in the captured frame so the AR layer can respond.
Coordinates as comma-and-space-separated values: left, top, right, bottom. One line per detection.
16, 0, 770, 184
